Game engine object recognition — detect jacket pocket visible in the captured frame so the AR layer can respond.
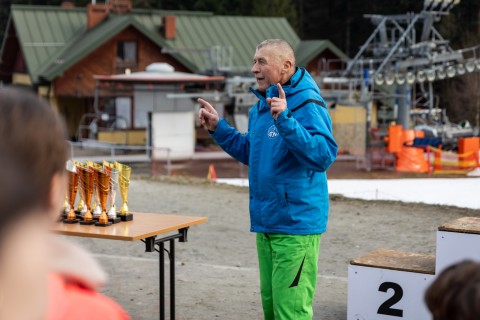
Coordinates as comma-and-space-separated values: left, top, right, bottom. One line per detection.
265, 183, 291, 227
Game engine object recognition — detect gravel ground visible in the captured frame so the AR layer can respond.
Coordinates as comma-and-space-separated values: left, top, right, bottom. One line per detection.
63, 177, 479, 320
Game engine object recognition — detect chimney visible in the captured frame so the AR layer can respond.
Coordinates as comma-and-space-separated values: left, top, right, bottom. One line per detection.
61, 1, 75, 8
163, 16, 176, 40
110, 0, 132, 14
87, 3, 110, 29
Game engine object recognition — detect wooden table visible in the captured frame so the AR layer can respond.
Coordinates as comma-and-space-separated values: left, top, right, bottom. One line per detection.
53, 212, 208, 320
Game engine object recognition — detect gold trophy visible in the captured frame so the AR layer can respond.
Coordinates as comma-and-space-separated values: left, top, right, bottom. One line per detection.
87, 161, 103, 219
103, 161, 121, 224
115, 161, 133, 221
77, 164, 95, 225
63, 166, 79, 224
95, 168, 112, 227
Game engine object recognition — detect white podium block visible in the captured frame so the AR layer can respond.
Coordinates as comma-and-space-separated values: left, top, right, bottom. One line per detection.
436, 217, 480, 272
348, 249, 435, 320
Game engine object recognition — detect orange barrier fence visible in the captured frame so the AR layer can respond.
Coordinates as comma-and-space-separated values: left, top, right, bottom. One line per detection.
427, 146, 479, 174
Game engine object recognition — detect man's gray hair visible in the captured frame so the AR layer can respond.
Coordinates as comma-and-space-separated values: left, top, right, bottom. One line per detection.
256, 39, 296, 66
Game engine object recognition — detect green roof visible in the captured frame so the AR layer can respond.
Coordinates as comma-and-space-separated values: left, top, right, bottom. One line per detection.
296, 40, 349, 67
4, 5, 346, 84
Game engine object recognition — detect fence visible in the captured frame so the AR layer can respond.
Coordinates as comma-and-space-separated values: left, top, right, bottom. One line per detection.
68, 141, 172, 176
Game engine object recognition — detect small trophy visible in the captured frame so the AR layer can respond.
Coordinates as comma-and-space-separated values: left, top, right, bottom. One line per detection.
95, 168, 112, 227
77, 164, 95, 225
115, 161, 133, 221
64, 163, 79, 224
75, 198, 87, 218
103, 161, 121, 224
87, 161, 103, 219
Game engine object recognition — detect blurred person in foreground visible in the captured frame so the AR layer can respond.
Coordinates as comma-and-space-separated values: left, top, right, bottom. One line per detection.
425, 260, 480, 320
198, 39, 338, 319
0, 87, 129, 320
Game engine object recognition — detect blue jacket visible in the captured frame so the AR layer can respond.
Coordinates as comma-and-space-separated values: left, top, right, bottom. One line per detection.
211, 68, 338, 234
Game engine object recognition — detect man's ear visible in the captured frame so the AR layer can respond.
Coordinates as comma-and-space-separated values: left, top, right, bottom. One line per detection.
46, 172, 67, 221
282, 60, 293, 74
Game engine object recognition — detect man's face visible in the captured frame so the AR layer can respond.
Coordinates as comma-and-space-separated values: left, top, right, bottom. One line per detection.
251, 46, 283, 92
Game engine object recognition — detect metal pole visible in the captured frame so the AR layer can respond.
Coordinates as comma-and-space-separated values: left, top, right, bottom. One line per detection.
159, 242, 165, 320
166, 149, 171, 176
170, 239, 175, 320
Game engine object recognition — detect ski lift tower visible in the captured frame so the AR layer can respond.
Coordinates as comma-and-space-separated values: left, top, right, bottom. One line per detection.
321, 0, 480, 129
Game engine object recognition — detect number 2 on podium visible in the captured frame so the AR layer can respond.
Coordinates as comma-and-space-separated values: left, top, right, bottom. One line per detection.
377, 282, 404, 317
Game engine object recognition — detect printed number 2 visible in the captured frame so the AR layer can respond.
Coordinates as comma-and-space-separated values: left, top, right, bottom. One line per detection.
377, 282, 404, 317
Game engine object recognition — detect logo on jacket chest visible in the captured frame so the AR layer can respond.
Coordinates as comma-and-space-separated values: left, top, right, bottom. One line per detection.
267, 125, 279, 138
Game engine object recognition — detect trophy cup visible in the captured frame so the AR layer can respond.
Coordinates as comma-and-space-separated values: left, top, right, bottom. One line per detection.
63, 166, 79, 224
95, 169, 112, 227
103, 162, 121, 224
77, 164, 95, 225
115, 161, 133, 221
75, 198, 87, 218
87, 161, 103, 219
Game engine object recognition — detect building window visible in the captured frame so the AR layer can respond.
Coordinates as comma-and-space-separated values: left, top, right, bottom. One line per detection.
116, 41, 137, 66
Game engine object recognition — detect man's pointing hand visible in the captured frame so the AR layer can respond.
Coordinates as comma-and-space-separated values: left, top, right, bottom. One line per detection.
266, 83, 287, 120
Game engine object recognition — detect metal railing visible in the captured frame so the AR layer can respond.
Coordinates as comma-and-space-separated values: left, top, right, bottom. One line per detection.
67, 141, 172, 176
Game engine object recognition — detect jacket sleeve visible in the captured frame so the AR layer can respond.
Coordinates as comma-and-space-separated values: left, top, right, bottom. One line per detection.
274, 103, 338, 172
210, 118, 250, 165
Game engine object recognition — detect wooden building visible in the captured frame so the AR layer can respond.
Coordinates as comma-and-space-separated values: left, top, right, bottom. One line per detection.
0, 1, 348, 140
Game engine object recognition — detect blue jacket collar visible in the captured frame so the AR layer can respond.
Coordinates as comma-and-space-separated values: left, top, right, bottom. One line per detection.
249, 67, 308, 111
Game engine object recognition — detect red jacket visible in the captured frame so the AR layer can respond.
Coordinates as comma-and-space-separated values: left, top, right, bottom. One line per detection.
45, 238, 131, 320
46, 273, 130, 320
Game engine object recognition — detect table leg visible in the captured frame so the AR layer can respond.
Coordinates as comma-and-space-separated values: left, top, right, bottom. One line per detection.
144, 228, 189, 320
160, 241, 165, 320
170, 239, 175, 320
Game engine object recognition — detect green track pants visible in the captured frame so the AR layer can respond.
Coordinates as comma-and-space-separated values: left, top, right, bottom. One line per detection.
256, 233, 321, 320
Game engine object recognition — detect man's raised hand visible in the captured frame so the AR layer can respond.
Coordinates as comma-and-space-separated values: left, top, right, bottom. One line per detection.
266, 83, 287, 120
198, 98, 219, 132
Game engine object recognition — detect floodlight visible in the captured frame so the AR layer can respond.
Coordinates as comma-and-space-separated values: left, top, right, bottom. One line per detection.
395, 73, 406, 85
465, 60, 476, 72
417, 71, 426, 83
456, 64, 466, 75
426, 69, 436, 82
374, 73, 384, 86
446, 65, 456, 78
385, 73, 395, 86
406, 72, 416, 84
437, 69, 446, 80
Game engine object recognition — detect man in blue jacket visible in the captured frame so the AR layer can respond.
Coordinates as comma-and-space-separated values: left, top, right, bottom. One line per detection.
198, 39, 338, 320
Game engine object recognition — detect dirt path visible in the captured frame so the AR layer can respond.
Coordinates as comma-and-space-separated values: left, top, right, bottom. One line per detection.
65, 177, 478, 319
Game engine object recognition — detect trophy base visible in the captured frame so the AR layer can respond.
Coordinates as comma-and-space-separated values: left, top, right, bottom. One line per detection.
109, 217, 121, 224
79, 220, 95, 225
95, 221, 113, 227
63, 219, 79, 224
118, 213, 133, 221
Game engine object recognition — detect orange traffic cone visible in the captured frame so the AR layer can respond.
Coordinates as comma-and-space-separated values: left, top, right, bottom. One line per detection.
207, 164, 217, 182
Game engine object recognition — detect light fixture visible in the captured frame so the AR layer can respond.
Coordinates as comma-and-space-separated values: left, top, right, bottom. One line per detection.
476, 59, 480, 71
466, 60, 476, 72
417, 70, 426, 83
426, 69, 436, 82
374, 73, 384, 86
385, 73, 395, 86
437, 69, 446, 80
406, 72, 416, 84
457, 64, 466, 75
446, 65, 456, 78
395, 73, 406, 85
